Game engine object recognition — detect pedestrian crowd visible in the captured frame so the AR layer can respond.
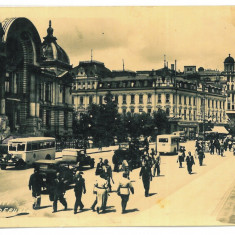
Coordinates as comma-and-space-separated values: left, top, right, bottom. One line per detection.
28, 136, 234, 215
28, 147, 163, 214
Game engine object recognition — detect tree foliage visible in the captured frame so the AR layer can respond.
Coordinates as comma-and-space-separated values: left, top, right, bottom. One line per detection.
73, 92, 169, 147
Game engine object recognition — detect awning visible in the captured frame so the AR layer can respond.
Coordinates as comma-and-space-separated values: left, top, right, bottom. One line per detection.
211, 126, 229, 134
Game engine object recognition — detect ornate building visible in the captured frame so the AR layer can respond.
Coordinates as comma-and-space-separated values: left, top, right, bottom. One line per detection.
72, 63, 227, 138
222, 54, 235, 121
0, 18, 73, 139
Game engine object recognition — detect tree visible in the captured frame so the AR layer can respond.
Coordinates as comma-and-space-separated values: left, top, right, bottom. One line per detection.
153, 109, 169, 135
73, 91, 120, 147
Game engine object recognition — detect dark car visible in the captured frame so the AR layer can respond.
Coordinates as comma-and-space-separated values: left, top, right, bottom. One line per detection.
0, 144, 17, 170
33, 159, 77, 201
112, 142, 144, 172
61, 149, 95, 169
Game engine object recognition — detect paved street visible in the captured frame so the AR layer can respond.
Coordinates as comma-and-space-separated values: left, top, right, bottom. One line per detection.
0, 141, 235, 226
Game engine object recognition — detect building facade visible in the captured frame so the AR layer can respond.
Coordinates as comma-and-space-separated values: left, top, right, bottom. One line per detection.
0, 18, 73, 139
72, 63, 227, 138
222, 54, 235, 120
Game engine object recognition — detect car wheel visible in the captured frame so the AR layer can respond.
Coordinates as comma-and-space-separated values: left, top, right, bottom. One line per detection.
15, 159, 26, 169
1, 165, 6, 170
45, 154, 51, 160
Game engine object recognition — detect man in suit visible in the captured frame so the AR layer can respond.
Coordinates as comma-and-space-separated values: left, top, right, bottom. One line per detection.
139, 161, 152, 197
74, 171, 86, 214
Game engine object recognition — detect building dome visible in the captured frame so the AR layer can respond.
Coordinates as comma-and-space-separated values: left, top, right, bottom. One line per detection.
42, 20, 70, 65
224, 54, 234, 64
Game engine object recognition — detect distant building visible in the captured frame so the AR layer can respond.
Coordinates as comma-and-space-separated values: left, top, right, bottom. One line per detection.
222, 54, 235, 120
0, 18, 73, 139
72, 62, 227, 138
184, 66, 197, 74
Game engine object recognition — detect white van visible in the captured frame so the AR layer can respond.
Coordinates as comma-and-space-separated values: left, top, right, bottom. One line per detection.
156, 134, 180, 154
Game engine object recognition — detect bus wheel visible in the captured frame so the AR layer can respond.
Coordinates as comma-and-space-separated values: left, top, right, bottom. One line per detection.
1, 165, 6, 170
45, 154, 51, 160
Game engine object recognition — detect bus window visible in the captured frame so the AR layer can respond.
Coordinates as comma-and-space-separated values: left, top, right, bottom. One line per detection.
159, 138, 168, 143
9, 144, 17, 151
46, 142, 51, 148
17, 143, 26, 151
32, 143, 38, 150
27, 143, 32, 151
51, 141, 55, 148
39, 142, 44, 149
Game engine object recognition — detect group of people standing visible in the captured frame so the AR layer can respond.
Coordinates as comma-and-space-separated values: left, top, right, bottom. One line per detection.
208, 138, 233, 156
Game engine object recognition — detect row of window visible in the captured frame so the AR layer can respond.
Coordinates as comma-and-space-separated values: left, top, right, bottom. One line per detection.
121, 107, 225, 122
75, 94, 225, 109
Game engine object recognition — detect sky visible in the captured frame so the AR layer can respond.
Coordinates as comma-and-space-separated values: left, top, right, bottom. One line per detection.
1, 6, 235, 72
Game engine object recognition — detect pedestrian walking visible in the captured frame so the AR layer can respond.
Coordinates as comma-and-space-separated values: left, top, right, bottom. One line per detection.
117, 172, 134, 214
52, 172, 67, 213
144, 137, 149, 154
186, 151, 195, 174
95, 158, 104, 175
93, 173, 109, 214
74, 172, 86, 214
210, 140, 215, 155
139, 161, 152, 197
28, 168, 43, 209
122, 159, 130, 178
229, 139, 233, 151
198, 149, 205, 166
153, 154, 161, 176
103, 159, 114, 192
177, 153, 184, 168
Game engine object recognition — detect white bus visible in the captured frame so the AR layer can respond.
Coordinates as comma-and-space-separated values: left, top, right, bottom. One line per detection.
156, 134, 180, 154
0, 137, 56, 169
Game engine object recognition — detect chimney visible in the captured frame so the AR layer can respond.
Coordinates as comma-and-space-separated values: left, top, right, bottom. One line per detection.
171, 64, 174, 70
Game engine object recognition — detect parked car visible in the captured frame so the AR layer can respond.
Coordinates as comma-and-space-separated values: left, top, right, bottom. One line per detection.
33, 159, 77, 201
61, 149, 95, 169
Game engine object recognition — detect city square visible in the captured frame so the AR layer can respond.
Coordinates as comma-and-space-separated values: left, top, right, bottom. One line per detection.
1, 6, 235, 228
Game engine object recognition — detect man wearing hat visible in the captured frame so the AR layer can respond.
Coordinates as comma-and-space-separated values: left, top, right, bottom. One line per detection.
74, 171, 86, 214
95, 158, 104, 175
53, 172, 67, 213
103, 159, 114, 192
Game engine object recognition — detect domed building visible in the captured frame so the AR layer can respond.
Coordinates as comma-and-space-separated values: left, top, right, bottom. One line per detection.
224, 54, 234, 72
0, 18, 73, 138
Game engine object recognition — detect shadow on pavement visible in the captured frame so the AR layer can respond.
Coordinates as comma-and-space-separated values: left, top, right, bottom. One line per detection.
56, 208, 73, 213
37, 205, 52, 210
190, 172, 197, 175
6, 212, 29, 218
76, 208, 90, 213
124, 208, 139, 214
148, 193, 157, 197
102, 209, 116, 214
